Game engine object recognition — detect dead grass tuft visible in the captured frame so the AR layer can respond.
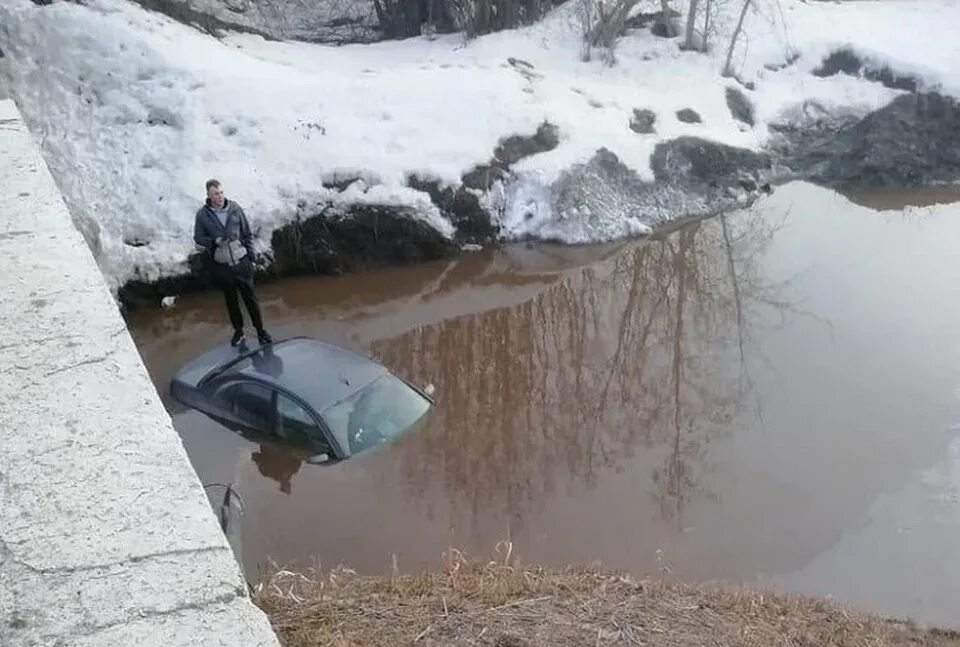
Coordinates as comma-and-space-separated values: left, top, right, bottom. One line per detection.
254, 545, 960, 647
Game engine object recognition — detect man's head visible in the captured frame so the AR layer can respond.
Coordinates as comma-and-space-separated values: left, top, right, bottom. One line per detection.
205, 179, 225, 208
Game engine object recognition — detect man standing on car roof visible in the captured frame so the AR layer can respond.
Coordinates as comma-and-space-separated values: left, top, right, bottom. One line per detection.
194, 179, 272, 347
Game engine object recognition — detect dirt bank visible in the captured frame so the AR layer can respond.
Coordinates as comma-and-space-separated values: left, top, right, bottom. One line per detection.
254, 552, 960, 647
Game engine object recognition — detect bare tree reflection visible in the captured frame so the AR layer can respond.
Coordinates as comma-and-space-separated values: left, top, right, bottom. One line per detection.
373, 208, 792, 529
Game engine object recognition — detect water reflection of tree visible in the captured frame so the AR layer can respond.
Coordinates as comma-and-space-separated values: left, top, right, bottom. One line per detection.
374, 209, 790, 529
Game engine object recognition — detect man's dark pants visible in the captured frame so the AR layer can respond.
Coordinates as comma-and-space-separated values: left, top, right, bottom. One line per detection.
213, 257, 264, 333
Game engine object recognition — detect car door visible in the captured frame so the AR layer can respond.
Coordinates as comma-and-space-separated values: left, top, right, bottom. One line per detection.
211, 380, 339, 455
275, 392, 339, 457
214, 380, 276, 434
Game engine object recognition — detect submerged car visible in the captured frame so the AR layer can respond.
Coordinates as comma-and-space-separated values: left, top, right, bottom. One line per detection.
170, 337, 434, 463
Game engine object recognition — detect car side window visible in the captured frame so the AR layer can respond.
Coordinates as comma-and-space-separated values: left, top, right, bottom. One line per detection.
276, 394, 328, 449
222, 381, 274, 430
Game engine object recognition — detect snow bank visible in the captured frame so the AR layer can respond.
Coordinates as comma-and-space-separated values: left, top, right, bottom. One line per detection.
1, 0, 958, 288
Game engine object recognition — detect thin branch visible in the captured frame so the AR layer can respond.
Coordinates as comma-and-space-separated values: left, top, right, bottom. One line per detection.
723, 0, 751, 77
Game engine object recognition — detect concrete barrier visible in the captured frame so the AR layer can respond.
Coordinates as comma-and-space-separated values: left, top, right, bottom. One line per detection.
0, 100, 280, 645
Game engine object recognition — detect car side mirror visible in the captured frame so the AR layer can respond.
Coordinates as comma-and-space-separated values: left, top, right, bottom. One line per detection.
424, 383, 436, 397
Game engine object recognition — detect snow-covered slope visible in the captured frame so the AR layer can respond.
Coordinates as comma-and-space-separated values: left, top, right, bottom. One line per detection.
1, 0, 958, 288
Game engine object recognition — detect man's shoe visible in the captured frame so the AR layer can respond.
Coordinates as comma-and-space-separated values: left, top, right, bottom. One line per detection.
231, 330, 246, 347
257, 329, 273, 345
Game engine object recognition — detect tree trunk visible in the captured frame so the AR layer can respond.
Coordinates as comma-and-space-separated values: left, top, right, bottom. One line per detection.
723, 0, 751, 76
701, 0, 711, 51
683, 0, 700, 50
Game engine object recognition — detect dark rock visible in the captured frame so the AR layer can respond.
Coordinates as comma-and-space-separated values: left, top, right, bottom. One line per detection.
676, 108, 702, 124
813, 47, 920, 92
802, 92, 960, 187
651, 19, 680, 38
651, 14, 681, 38
626, 8, 681, 36
870, 66, 920, 93
725, 87, 754, 126
813, 49, 861, 77
461, 163, 506, 191
494, 121, 560, 166
461, 122, 559, 191
625, 8, 679, 29
651, 137, 771, 183
322, 175, 362, 192
408, 175, 498, 243
448, 188, 496, 243
629, 108, 657, 134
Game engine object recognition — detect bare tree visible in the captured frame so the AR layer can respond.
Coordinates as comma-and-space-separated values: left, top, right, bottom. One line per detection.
579, 0, 641, 64
578, 0, 598, 60
723, 0, 751, 76
700, 0, 733, 52
701, 0, 712, 50
658, 0, 675, 30
683, 0, 700, 50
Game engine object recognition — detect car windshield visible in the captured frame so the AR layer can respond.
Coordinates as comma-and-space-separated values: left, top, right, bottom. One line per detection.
321, 373, 431, 455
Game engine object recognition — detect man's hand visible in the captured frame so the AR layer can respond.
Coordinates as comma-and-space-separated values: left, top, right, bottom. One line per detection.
214, 236, 225, 246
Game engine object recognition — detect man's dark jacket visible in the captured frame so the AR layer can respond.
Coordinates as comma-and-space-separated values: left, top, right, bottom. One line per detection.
194, 199, 254, 267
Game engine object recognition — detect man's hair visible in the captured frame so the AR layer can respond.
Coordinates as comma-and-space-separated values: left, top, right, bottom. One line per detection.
205, 178, 221, 192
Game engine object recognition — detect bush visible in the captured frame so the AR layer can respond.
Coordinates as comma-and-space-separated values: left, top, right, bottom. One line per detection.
372, 0, 563, 40
372, 0, 455, 39
447, 0, 560, 37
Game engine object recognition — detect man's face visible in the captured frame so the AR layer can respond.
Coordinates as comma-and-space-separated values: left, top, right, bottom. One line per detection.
207, 184, 225, 208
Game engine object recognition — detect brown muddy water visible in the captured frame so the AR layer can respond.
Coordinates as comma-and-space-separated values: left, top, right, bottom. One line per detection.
127, 181, 960, 627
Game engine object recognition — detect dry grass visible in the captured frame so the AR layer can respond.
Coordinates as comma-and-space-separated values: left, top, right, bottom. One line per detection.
255, 544, 960, 647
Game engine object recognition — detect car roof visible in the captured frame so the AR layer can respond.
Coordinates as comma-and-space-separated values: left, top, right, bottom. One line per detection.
184, 337, 389, 414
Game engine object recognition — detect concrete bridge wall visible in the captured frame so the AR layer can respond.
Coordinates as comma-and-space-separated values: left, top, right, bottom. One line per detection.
0, 99, 280, 646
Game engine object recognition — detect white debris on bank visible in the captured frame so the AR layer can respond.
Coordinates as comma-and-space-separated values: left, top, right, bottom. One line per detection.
0, 0, 957, 287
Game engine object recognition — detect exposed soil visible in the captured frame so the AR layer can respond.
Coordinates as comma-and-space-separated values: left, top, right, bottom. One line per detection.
256, 553, 960, 647
269, 203, 460, 276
